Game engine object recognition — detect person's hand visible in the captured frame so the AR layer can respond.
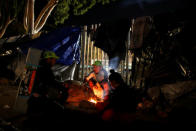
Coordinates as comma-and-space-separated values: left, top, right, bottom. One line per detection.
137, 102, 144, 110
33, 93, 40, 97
83, 76, 88, 83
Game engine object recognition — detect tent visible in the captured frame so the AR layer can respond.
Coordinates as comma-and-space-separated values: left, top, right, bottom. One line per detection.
20, 27, 81, 66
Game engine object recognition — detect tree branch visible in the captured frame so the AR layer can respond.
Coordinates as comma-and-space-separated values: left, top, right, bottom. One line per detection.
34, 3, 57, 34
27, 0, 35, 35
23, 0, 29, 32
34, 0, 58, 30
0, 16, 14, 39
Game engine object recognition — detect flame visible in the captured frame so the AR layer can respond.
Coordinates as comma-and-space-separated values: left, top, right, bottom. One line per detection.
88, 87, 104, 104
88, 81, 105, 104
92, 87, 103, 100
88, 98, 97, 104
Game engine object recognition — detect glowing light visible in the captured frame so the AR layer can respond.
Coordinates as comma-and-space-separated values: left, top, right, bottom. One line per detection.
88, 98, 97, 104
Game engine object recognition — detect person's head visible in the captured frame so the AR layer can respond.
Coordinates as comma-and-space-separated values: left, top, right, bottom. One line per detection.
43, 51, 59, 66
109, 69, 124, 89
92, 61, 102, 74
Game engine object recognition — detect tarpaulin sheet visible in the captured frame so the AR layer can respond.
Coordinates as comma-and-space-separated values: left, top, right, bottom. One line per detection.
20, 27, 81, 66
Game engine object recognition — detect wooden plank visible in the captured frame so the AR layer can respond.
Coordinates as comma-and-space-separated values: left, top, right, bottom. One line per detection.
86, 35, 90, 75
92, 41, 95, 64
90, 37, 93, 67
82, 26, 87, 79
97, 48, 99, 61
84, 29, 88, 76
126, 29, 130, 84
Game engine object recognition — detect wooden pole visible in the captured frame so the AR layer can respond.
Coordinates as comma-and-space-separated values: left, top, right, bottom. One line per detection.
119, 60, 121, 74
81, 26, 84, 80
95, 23, 98, 61
122, 60, 125, 80
105, 53, 109, 72
89, 24, 93, 67
101, 50, 103, 63
97, 48, 99, 61
81, 25, 87, 79
92, 42, 95, 64
84, 27, 88, 76
86, 35, 90, 75
135, 57, 141, 88
126, 29, 130, 85
103, 51, 105, 68
90, 37, 93, 67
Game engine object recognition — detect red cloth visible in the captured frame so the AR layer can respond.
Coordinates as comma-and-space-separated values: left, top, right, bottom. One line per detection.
28, 70, 37, 94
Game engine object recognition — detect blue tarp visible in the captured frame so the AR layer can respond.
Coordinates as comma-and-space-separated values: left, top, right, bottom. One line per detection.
20, 27, 81, 66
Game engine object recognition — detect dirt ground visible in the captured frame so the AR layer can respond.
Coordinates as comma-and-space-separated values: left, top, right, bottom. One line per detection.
0, 78, 196, 130
0, 78, 25, 129
0, 80, 162, 130
0, 79, 18, 117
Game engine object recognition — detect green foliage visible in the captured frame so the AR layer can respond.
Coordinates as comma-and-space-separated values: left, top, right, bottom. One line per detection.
71, 0, 96, 16
1, 0, 120, 37
97, 0, 110, 4
53, 0, 120, 25
54, 0, 71, 25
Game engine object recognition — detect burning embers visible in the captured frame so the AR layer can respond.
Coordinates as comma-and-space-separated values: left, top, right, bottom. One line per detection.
88, 98, 98, 104
88, 85, 104, 104
88, 97, 104, 104
88, 86, 104, 104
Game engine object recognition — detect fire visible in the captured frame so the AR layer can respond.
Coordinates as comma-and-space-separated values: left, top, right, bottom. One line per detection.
88, 98, 97, 104
87, 80, 104, 104
88, 97, 104, 104
88, 87, 104, 104
93, 88, 103, 99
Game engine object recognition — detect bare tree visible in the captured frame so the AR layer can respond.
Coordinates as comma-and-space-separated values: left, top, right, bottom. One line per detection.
23, 0, 58, 38
0, 16, 14, 39
0, 0, 119, 39
0, 1, 15, 39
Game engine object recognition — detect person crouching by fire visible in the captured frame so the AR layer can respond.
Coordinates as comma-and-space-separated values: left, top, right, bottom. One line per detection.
96, 69, 137, 121
88, 78, 104, 101
84, 61, 110, 100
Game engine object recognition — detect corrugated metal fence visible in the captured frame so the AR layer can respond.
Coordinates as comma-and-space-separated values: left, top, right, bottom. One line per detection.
78, 25, 132, 85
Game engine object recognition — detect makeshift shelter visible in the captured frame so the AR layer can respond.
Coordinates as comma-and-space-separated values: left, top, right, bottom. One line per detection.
0, 27, 81, 83
20, 26, 81, 81
0, 1, 196, 130
20, 27, 81, 66
13, 27, 81, 114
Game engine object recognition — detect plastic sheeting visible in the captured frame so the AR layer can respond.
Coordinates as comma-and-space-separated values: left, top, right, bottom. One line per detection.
52, 62, 77, 82
20, 27, 81, 66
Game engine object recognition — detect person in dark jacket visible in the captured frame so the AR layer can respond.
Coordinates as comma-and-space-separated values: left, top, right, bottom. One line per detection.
27, 51, 68, 115
96, 69, 137, 121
